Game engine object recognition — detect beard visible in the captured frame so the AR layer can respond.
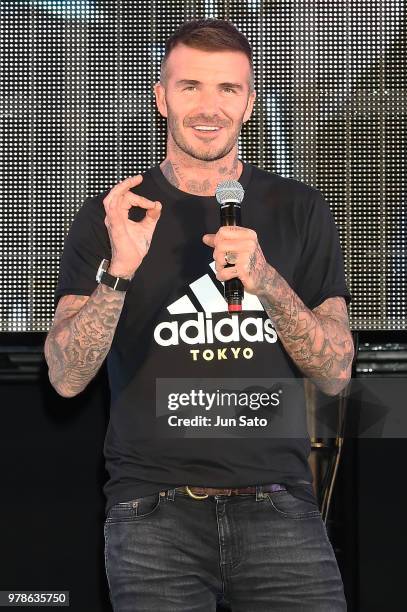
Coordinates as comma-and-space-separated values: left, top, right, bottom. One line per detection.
166, 109, 243, 162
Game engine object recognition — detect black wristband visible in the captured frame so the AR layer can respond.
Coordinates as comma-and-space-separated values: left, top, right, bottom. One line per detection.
96, 258, 132, 292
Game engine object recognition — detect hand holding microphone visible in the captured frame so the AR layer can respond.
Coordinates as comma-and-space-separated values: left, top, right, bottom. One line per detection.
216, 179, 244, 312
202, 179, 270, 312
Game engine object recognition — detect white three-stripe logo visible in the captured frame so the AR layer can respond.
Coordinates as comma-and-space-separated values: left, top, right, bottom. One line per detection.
167, 261, 265, 315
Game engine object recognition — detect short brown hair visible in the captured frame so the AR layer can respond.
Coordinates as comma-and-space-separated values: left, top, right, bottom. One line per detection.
160, 18, 254, 93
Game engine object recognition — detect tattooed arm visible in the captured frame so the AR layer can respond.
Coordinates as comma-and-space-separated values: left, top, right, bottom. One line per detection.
203, 226, 354, 397
258, 264, 354, 396
44, 267, 131, 398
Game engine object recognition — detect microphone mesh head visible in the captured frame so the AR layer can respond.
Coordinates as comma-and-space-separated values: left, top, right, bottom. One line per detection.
215, 180, 245, 205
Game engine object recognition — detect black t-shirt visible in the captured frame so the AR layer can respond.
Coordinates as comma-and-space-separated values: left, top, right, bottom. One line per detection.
54, 161, 352, 515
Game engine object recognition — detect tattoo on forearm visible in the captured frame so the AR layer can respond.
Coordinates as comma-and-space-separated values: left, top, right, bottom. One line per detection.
45, 283, 126, 396
259, 266, 354, 395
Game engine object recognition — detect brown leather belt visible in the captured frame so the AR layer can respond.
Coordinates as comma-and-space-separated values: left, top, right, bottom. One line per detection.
176, 484, 286, 500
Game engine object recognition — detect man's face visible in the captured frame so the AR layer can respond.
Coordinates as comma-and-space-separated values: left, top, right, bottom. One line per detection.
154, 43, 256, 162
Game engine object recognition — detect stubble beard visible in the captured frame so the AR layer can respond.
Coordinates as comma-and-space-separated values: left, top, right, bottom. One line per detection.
166, 112, 243, 163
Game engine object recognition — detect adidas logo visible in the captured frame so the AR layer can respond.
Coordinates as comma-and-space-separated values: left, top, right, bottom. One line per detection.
153, 261, 278, 349
167, 261, 265, 315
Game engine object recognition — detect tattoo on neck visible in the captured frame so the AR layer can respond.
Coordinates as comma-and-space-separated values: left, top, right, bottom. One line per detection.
161, 160, 180, 188
218, 156, 239, 177
185, 179, 212, 194
160, 156, 241, 195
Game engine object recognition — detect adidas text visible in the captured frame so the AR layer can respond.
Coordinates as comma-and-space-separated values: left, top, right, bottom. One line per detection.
153, 312, 278, 347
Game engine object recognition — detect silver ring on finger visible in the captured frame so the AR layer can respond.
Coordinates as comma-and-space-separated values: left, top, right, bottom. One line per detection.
225, 251, 238, 265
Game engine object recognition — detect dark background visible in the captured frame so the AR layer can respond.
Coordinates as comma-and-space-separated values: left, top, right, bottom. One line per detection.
1, 329, 407, 611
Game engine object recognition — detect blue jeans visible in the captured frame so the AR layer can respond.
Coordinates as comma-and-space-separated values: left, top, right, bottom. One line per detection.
104, 486, 347, 611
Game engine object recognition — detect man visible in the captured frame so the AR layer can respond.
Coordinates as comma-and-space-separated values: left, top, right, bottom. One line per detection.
45, 18, 353, 611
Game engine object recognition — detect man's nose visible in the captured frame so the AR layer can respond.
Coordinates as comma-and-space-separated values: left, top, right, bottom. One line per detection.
195, 89, 220, 112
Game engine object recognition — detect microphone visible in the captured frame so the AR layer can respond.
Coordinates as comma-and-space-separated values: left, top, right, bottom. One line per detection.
215, 180, 245, 313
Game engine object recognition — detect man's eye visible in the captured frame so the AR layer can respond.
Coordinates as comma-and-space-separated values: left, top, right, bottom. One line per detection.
183, 86, 235, 93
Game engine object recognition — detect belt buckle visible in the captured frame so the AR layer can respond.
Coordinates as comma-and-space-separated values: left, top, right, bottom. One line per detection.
185, 485, 209, 500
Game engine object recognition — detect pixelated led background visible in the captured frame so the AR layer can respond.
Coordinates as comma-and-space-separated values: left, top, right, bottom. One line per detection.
1, 1, 406, 331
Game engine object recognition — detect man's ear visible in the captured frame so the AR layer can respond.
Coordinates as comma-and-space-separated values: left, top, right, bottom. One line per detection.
153, 81, 167, 118
243, 90, 256, 124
